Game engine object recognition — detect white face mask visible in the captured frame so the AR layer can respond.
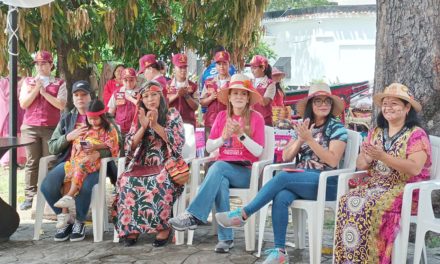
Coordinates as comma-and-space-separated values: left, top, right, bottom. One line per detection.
176, 80, 188, 88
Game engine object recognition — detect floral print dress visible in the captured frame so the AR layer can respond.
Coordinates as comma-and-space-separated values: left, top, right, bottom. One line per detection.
333, 126, 431, 264
112, 108, 185, 237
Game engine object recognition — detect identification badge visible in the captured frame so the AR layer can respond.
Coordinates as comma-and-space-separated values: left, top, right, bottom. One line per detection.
116, 92, 126, 106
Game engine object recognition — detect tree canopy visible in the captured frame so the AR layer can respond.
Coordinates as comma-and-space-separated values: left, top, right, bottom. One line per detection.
0, 0, 269, 77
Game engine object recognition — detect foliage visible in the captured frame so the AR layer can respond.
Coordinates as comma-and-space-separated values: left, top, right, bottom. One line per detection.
266, 0, 333, 12
246, 41, 277, 62
0, 0, 270, 77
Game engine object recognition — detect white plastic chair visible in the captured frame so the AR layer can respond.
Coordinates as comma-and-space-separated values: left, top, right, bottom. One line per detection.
112, 123, 196, 244
34, 155, 117, 242
186, 126, 275, 251
334, 135, 440, 264
256, 129, 361, 262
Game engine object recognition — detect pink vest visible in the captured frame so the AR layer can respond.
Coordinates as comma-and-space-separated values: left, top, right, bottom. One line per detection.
203, 78, 228, 128
167, 79, 197, 126
112, 88, 137, 134
252, 79, 273, 126
23, 77, 63, 127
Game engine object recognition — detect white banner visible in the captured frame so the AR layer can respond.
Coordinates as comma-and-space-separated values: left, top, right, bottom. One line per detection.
0, 0, 55, 8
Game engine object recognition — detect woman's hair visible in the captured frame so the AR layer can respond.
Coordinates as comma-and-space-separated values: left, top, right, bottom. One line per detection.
302, 97, 335, 131
111, 64, 125, 79
275, 83, 285, 97
226, 89, 252, 136
264, 64, 272, 79
376, 98, 422, 129
157, 60, 167, 71
86, 99, 111, 131
139, 81, 168, 127
149, 62, 161, 71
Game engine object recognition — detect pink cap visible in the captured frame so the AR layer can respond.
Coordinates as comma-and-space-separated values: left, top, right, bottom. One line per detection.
122, 68, 137, 79
172, 53, 188, 67
214, 51, 230, 63
138, 54, 157, 74
34, 51, 53, 64
247, 55, 268, 68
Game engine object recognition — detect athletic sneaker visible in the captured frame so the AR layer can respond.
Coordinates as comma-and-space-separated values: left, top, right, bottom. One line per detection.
54, 195, 75, 209
54, 223, 73, 242
262, 248, 289, 264
215, 208, 246, 228
70, 221, 86, 242
56, 213, 74, 229
214, 240, 234, 253
169, 212, 202, 231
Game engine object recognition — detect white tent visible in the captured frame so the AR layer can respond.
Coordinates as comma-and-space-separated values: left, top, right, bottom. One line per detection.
1, 0, 54, 8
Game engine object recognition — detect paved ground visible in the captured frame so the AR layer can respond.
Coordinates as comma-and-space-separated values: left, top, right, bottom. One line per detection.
1, 209, 440, 264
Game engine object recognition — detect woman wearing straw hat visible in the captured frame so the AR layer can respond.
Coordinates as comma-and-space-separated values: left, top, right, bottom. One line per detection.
169, 74, 265, 253
216, 83, 348, 263
333, 83, 431, 264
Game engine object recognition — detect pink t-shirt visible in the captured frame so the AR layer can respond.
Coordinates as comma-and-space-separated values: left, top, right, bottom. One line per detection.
209, 110, 265, 163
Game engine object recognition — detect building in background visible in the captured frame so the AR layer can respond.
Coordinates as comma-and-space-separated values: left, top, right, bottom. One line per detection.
263, 2, 376, 87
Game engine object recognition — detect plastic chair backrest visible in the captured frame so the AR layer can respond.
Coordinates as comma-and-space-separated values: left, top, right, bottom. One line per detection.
182, 123, 196, 161
260, 126, 275, 161
340, 129, 361, 170
429, 135, 440, 180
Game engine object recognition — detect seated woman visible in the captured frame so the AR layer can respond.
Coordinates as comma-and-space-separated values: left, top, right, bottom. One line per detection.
112, 81, 185, 247
332, 83, 431, 264
169, 74, 265, 253
216, 83, 348, 263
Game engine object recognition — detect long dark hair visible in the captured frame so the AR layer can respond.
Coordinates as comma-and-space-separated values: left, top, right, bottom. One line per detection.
86, 99, 111, 131
376, 98, 422, 129
111, 64, 125, 79
264, 64, 272, 79
302, 98, 335, 131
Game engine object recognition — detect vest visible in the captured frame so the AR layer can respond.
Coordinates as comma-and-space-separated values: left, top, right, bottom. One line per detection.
252, 77, 273, 126
203, 77, 228, 128
23, 77, 63, 127
167, 79, 197, 126
112, 88, 137, 134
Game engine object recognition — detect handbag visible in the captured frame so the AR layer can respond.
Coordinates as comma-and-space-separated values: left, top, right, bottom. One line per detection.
121, 164, 163, 177
164, 158, 190, 186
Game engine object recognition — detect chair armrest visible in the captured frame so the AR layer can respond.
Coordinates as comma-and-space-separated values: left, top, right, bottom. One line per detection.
248, 159, 273, 199
189, 156, 217, 201
37, 155, 57, 184
99, 157, 119, 183
261, 161, 297, 186
315, 168, 356, 209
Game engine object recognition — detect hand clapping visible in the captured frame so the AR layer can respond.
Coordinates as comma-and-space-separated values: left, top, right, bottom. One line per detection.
138, 108, 150, 129
363, 143, 386, 161
293, 118, 315, 143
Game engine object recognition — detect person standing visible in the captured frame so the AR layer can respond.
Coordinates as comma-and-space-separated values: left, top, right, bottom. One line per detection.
138, 54, 168, 101
167, 53, 199, 127
248, 55, 276, 126
19, 51, 67, 210
102, 64, 124, 106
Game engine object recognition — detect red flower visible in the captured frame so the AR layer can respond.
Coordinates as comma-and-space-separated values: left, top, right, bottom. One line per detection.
160, 209, 170, 220
121, 214, 131, 225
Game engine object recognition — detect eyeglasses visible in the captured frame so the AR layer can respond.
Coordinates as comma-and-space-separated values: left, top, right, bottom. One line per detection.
312, 97, 333, 106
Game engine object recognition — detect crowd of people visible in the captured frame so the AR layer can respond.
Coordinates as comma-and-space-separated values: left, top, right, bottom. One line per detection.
1, 47, 433, 264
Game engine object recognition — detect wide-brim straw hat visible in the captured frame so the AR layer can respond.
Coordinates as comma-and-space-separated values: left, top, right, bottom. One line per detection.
296, 83, 345, 117
373, 83, 422, 112
217, 74, 263, 106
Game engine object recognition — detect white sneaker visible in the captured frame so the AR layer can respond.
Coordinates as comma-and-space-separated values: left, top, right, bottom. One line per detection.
262, 248, 289, 264
54, 195, 75, 209
56, 213, 73, 229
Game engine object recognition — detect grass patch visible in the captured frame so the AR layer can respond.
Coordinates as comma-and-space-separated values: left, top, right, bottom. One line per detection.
427, 234, 440, 248
0, 166, 26, 204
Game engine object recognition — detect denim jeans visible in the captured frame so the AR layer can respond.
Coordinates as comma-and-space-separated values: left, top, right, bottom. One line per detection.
40, 161, 99, 222
243, 169, 338, 248
187, 160, 251, 241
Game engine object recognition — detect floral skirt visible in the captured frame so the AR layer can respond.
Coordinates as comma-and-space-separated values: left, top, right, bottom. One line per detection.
112, 169, 183, 237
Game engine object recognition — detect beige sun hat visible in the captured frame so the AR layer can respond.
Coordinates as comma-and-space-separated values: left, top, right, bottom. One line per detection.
373, 83, 422, 112
296, 83, 345, 117
217, 74, 263, 106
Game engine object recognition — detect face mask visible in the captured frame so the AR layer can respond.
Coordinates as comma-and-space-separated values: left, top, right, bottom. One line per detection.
39, 76, 50, 87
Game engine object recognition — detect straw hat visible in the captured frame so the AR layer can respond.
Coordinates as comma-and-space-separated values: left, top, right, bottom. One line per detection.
217, 74, 263, 106
296, 83, 345, 117
373, 83, 422, 112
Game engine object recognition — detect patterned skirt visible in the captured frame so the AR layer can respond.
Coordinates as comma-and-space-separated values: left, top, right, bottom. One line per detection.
112, 169, 183, 237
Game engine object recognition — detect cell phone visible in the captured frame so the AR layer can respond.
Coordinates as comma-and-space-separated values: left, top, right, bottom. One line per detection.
80, 141, 90, 148
282, 168, 305, 173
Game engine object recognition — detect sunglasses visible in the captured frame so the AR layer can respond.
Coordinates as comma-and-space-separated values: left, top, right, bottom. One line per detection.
312, 97, 333, 106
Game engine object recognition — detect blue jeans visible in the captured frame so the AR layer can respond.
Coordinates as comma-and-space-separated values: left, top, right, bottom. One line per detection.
243, 169, 337, 248
40, 161, 99, 222
187, 161, 251, 241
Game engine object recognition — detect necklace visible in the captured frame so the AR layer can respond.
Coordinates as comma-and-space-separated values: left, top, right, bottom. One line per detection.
383, 126, 408, 151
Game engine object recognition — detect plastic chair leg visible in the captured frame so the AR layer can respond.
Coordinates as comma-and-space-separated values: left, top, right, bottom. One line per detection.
33, 191, 46, 240
257, 203, 269, 257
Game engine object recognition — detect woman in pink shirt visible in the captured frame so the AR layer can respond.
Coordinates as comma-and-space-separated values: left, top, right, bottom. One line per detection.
169, 73, 265, 253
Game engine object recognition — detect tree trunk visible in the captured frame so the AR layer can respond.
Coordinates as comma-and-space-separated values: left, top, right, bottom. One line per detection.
56, 39, 91, 110
375, 0, 440, 241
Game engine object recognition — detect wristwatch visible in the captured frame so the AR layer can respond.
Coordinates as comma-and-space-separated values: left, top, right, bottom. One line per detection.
239, 134, 246, 141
